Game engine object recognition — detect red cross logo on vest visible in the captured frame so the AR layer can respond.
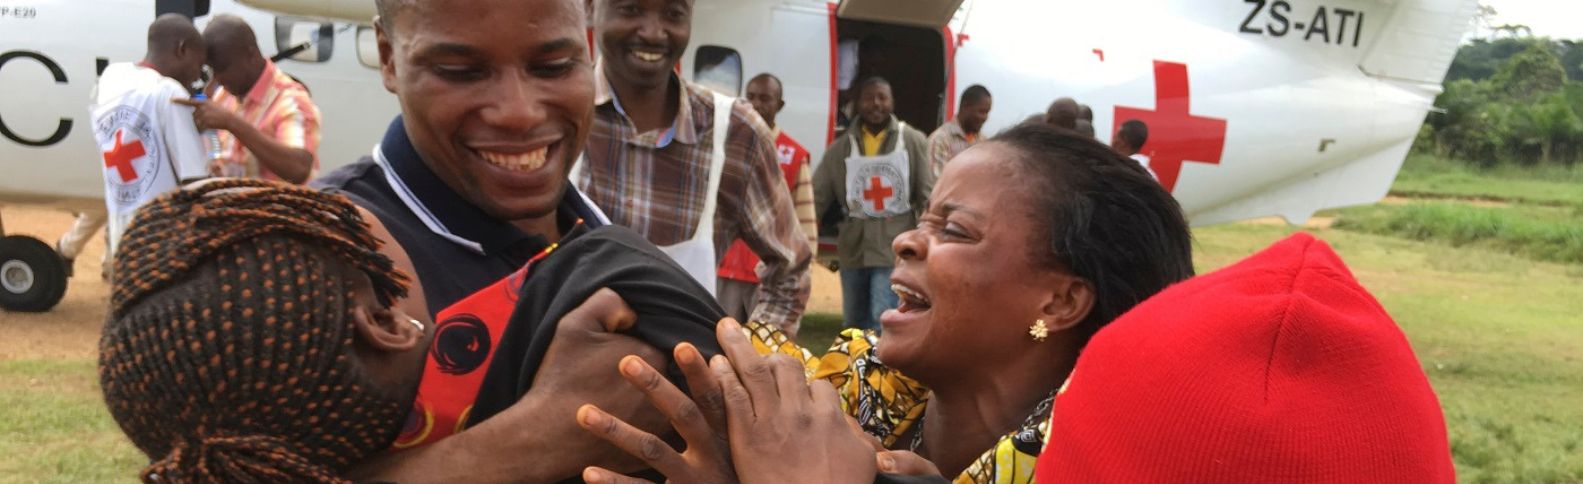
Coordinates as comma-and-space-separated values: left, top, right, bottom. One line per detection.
102, 129, 146, 184
1113, 61, 1227, 192
863, 176, 894, 212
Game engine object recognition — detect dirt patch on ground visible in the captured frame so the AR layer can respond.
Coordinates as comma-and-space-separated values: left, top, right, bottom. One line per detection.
1238, 215, 1337, 229
1, 205, 112, 361
1384, 194, 1513, 208
0, 203, 850, 361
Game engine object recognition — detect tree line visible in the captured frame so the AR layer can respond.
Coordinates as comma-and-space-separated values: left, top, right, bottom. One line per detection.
1419, 36, 1583, 167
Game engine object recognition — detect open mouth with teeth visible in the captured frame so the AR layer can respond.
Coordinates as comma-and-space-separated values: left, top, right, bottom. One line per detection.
893, 284, 932, 313
632, 51, 665, 62
478, 146, 550, 172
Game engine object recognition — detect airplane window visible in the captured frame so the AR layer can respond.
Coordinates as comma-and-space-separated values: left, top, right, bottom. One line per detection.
356, 27, 380, 69
273, 17, 335, 64
693, 46, 742, 96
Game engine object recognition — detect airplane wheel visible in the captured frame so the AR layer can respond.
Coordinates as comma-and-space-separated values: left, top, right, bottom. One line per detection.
0, 235, 68, 312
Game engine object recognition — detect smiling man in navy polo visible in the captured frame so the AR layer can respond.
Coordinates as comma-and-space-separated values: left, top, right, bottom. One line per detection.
312, 0, 716, 481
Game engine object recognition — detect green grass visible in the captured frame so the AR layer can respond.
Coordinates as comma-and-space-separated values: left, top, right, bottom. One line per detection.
0, 359, 145, 482
1332, 201, 1583, 265
795, 312, 848, 351
1391, 154, 1583, 208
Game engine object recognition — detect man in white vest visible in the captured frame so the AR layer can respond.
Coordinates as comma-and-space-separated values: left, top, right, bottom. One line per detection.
573, 0, 812, 332
814, 76, 935, 332
78, 14, 209, 270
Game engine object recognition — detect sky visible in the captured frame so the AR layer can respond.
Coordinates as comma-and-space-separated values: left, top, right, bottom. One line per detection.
1472, 0, 1583, 41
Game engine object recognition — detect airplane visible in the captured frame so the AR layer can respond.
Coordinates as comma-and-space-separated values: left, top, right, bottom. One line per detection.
0, 0, 1478, 312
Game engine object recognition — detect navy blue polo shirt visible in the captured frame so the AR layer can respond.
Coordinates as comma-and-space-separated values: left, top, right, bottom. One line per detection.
315, 116, 608, 318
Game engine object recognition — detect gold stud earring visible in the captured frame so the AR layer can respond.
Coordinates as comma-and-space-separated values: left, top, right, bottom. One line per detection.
1029, 319, 1049, 342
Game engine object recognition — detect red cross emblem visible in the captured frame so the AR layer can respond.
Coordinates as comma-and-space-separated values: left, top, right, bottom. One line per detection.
1113, 61, 1227, 192
102, 129, 146, 183
863, 176, 894, 211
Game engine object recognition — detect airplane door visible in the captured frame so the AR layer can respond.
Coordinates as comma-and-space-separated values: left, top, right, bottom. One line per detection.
837, 0, 964, 29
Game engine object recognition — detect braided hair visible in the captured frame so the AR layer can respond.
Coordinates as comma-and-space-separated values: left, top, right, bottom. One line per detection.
99, 179, 413, 482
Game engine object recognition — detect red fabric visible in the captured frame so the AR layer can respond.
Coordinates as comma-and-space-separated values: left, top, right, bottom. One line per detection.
1037, 233, 1454, 483
718, 131, 808, 283
390, 245, 557, 450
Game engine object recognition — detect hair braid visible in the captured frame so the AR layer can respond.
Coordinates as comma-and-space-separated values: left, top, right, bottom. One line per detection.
100, 179, 414, 482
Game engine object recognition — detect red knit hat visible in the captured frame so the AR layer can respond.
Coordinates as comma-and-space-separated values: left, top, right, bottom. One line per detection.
1036, 233, 1454, 483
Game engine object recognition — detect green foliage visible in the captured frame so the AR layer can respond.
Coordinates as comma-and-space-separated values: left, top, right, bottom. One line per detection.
1490, 44, 1567, 100
1333, 201, 1583, 265
1392, 154, 1583, 208
1424, 39, 1583, 166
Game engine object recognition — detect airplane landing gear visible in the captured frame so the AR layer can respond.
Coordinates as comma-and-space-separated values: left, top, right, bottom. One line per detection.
0, 212, 68, 312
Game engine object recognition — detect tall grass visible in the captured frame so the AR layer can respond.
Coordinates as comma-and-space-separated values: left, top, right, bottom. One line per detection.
1334, 202, 1583, 265
1392, 154, 1583, 208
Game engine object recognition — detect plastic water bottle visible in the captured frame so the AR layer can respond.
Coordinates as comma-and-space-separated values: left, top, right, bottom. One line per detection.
192, 93, 232, 176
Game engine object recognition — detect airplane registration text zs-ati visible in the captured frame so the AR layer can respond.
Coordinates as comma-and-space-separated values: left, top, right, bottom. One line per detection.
0, 0, 1477, 312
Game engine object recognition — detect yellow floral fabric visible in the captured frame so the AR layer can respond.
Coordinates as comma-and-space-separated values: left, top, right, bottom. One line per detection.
742, 322, 1053, 484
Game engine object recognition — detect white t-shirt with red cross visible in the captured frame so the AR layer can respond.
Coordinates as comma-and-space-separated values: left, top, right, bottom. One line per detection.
91, 63, 208, 254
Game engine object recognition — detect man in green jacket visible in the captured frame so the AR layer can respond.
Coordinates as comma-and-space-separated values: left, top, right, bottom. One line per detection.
813, 76, 935, 332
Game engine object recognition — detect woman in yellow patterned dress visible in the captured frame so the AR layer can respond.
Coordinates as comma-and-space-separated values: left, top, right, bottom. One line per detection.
578, 123, 1195, 483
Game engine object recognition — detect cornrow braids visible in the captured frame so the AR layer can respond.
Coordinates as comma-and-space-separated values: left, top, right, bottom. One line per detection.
99, 179, 414, 482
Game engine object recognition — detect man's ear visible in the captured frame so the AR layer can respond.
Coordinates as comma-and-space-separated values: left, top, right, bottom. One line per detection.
1039, 275, 1095, 333
776, 99, 785, 112
376, 21, 398, 94
352, 303, 423, 353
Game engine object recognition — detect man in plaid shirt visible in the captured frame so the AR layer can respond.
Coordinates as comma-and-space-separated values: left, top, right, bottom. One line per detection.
574, 0, 812, 331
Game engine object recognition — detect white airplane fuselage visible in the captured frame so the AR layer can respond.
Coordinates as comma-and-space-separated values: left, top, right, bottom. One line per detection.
1, 0, 1476, 226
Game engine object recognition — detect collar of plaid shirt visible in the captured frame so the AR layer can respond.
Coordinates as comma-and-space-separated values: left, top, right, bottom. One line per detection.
594, 63, 700, 148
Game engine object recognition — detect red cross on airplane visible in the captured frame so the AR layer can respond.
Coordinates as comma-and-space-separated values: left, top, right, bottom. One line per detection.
1114, 61, 1228, 192
102, 129, 146, 184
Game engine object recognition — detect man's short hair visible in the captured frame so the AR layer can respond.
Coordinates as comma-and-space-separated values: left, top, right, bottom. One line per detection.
749, 72, 783, 93
960, 84, 991, 107
1075, 119, 1095, 138
1118, 119, 1149, 150
857, 76, 891, 96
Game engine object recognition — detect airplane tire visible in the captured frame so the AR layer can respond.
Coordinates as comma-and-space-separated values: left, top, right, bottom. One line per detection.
0, 235, 68, 313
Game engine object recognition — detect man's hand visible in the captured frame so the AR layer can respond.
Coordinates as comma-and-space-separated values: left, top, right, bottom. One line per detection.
578, 343, 736, 484
712, 318, 877, 484
349, 288, 668, 483
172, 97, 243, 133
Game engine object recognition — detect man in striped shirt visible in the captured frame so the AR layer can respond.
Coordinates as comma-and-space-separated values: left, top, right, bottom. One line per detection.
184, 15, 319, 184
576, 0, 812, 332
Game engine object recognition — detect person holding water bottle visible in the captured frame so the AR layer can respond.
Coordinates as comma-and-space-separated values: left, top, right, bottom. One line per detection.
173, 14, 320, 184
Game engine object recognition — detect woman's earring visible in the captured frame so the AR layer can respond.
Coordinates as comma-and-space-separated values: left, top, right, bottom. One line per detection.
409, 318, 426, 333
1029, 319, 1050, 342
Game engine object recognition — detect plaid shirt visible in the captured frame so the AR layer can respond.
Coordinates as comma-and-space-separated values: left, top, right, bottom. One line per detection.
213, 60, 321, 182
576, 70, 812, 328
926, 119, 977, 177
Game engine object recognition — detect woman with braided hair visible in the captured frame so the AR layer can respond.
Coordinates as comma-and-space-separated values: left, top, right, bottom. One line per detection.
100, 176, 745, 482
99, 178, 432, 481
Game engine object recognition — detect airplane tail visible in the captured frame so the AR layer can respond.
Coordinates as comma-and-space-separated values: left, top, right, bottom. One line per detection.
1358, 0, 1480, 90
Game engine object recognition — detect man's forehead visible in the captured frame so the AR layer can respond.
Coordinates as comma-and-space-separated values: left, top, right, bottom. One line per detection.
401, 0, 583, 33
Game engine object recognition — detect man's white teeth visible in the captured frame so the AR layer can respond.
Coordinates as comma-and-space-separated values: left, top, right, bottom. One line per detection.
892, 284, 930, 306
634, 51, 665, 62
480, 147, 548, 171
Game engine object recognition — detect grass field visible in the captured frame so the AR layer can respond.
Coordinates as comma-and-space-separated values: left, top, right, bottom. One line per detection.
1391, 154, 1583, 208
2, 155, 1580, 482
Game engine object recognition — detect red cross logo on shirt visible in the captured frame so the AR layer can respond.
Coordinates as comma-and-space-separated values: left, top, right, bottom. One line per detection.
102, 129, 146, 184
1113, 61, 1227, 192
863, 176, 894, 211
